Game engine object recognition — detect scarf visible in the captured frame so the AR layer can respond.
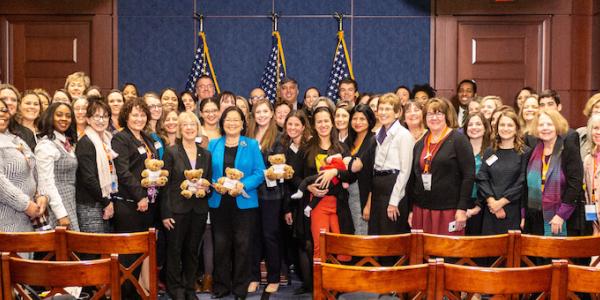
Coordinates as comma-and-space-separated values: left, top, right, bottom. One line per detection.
84, 126, 117, 198
526, 141, 565, 222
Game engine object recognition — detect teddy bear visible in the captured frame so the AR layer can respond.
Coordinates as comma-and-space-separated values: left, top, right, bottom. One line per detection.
141, 158, 169, 188
213, 167, 245, 197
180, 169, 211, 199
265, 154, 294, 181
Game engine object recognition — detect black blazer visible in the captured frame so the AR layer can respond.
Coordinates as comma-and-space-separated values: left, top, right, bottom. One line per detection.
161, 141, 212, 218
408, 130, 475, 211
345, 133, 376, 209
75, 135, 110, 208
112, 128, 158, 203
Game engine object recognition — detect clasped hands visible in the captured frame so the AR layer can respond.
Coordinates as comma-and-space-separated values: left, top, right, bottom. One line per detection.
24, 195, 48, 219
487, 197, 509, 219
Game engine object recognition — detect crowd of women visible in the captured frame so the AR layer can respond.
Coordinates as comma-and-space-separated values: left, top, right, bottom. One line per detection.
1, 72, 600, 300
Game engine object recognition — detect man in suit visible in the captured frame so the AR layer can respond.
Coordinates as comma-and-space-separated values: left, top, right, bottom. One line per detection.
338, 78, 358, 108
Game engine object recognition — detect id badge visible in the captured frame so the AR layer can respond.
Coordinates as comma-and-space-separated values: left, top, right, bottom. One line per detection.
422, 173, 432, 191
195, 136, 203, 144
486, 154, 498, 166
585, 204, 598, 221
154, 141, 162, 150
137, 146, 146, 155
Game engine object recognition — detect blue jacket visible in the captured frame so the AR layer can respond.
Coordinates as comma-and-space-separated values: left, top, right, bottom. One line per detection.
208, 136, 265, 209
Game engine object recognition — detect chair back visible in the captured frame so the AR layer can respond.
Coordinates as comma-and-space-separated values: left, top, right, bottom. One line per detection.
313, 258, 436, 299
319, 230, 415, 266
416, 231, 515, 267
514, 232, 600, 267
0, 230, 65, 260
436, 258, 567, 300
567, 264, 600, 298
1, 253, 120, 300
58, 227, 157, 300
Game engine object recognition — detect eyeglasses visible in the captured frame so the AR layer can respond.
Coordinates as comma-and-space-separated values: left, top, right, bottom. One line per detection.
224, 119, 242, 123
148, 104, 162, 110
91, 115, 109, 122
426, 112, 445, 119
249, 96, 265, 101
0, 97, 16, 102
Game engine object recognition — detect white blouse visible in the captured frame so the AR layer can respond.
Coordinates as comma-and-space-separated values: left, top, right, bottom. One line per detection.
374, 120, 415, 206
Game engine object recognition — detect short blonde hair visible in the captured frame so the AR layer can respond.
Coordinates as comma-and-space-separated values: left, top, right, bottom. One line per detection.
585, 113, 600, 153
64, 71, 90, 90
377, 93, 402, 113
481, 95, 503, 110
531, 109, 569, 137
582, 93, 600, 118
177, 111, 202, 139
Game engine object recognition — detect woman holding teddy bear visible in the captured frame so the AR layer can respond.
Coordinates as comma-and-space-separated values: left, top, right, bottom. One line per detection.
208, 106, 265, 300
161, 111, 212, 300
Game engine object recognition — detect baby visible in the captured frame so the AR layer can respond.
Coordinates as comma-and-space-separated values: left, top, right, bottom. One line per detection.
291, 154, 362, 217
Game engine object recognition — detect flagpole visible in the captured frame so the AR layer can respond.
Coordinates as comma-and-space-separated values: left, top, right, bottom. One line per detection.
270, 12, 282, 101
333, 12, 354, 80
333, 12, 343, 31
192, 13, 220, 94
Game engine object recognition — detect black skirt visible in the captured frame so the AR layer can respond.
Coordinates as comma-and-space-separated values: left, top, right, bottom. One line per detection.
368, 173, 409, 235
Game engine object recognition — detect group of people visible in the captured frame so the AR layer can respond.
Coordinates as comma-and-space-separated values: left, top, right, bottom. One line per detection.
1, 72, 599, 300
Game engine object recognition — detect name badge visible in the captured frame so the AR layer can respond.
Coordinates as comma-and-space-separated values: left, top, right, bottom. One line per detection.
154, 141, 162, 150
585, 204, 598, 221
195, 136, 203, 144
486, 154, 498, 166
137, 146, 146, 155
223, 178, 237, 189
422, 173, 432, 191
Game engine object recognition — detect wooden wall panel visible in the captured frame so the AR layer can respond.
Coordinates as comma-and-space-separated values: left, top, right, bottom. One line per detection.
433, 0, 599, 127
0, 0, 116, 93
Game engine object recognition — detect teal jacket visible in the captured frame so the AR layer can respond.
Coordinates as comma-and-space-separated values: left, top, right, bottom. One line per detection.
208, 136, 265, 209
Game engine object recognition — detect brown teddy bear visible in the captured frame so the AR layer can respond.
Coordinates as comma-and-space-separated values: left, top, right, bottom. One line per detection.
213, 167, 245, 197
141, 158, 169, 188
180, 169, 211, 199
265, 154, 294, 181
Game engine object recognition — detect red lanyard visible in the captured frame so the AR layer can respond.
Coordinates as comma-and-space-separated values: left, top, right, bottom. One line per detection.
423, 127, 449, 174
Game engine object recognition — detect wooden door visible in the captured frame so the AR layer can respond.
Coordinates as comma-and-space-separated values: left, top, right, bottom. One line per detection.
0, 0, 115, 93
9, 17, 91, 91
456, 16, 550, 104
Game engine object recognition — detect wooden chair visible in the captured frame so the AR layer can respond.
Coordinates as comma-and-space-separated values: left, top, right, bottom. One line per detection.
313, 258, 437, 300
319, 229, 416, 266
436, 258, 567, 300
1, 253, 120, 300
57, 227, 157, 300
514, 232, 600, 267
0, 229, 66, 260
413, 230, 516, 267
567, 264, 600, 300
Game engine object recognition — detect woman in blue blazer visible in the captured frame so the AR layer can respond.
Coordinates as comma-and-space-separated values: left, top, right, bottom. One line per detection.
208, 106, 265, 300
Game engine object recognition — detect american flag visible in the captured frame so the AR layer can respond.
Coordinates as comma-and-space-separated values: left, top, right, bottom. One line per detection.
326, 32, 353, 102
260, 32, 286, 103
185, 32, 219, 94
